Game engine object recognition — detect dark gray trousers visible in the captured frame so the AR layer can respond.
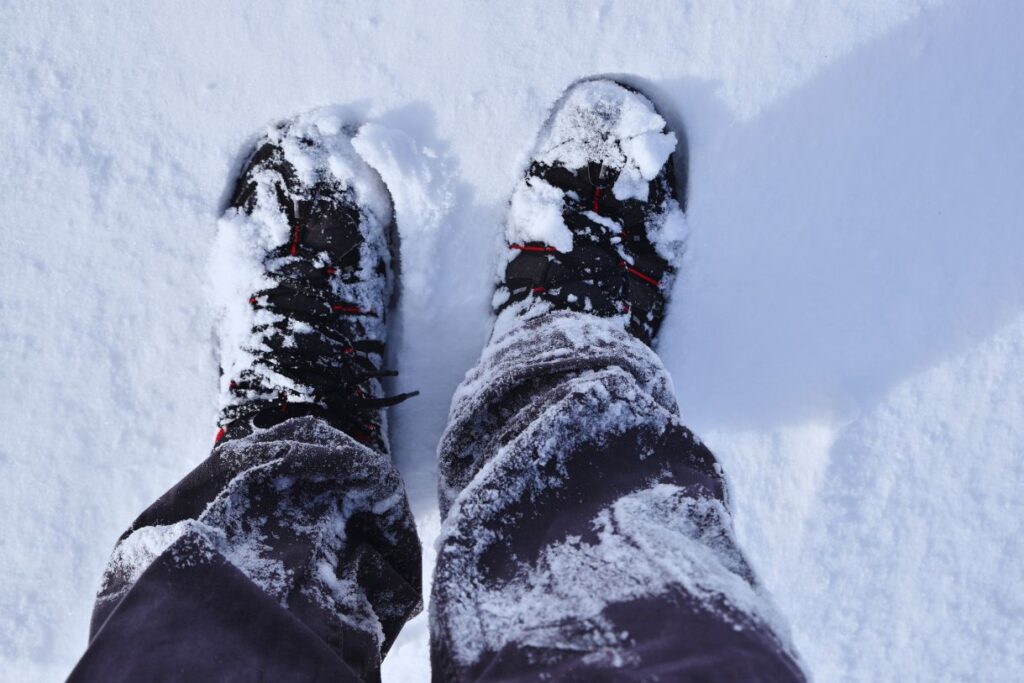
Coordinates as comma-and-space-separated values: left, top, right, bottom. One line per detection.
70, 312, 805, 682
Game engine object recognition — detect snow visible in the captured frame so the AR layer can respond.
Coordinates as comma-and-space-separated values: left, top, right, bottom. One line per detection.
1, 0, 1022, 680
517, 80, 688, 261
507, 177, 573, 253
534, 79, 677, 204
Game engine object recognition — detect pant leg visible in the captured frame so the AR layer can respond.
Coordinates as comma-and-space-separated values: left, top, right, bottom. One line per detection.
69, 416, 421, 683
431, 311, 807, 682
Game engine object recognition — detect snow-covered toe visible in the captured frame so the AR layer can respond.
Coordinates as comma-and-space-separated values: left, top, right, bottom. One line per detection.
497, 79, 687, 345
210, 108, 415, 452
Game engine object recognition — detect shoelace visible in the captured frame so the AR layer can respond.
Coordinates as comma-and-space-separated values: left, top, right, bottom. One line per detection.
219, 226, 417, 445
505, 194, 662, 308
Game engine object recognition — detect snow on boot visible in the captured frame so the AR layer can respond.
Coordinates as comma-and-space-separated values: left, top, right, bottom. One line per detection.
210, 109, 416, 452
495, 79, 687, 345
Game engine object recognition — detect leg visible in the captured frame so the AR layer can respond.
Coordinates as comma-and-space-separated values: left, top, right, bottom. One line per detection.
432, 313, 803, 681
430, 80, 806, 682
70, 110, 421, 681
71, 417, 420, 683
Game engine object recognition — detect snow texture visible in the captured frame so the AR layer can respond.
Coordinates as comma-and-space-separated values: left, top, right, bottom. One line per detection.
1, 1, 1023, 680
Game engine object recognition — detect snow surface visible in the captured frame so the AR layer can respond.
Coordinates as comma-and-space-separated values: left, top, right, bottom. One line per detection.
1, 1, 1022, 680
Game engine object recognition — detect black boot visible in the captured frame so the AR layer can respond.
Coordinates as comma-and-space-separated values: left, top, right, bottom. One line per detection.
497, 79, 686, 344
212, 111, 416, 452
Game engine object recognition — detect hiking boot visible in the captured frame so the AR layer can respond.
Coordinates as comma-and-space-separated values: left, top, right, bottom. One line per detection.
211, 109, 415, 452
496, 79, 687, 345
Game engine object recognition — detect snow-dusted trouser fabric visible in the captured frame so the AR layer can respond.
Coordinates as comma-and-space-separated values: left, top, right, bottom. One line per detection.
69, 418, 421, 682
432, 310, 806, 682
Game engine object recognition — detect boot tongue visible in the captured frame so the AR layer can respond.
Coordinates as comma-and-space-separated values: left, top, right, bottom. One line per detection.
297, 191, 362, 255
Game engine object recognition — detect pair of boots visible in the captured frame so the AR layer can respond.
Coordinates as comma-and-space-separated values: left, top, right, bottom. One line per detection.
70, 80, 806, 682
215, 78, 680, 448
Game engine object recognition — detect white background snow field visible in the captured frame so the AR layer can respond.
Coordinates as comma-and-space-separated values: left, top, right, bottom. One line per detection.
1, 1, 1021, 680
